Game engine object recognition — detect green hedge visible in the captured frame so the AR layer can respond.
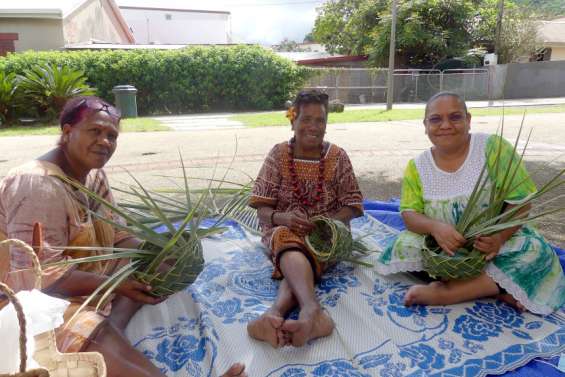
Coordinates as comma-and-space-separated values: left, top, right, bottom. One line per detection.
0, 46, 313, 115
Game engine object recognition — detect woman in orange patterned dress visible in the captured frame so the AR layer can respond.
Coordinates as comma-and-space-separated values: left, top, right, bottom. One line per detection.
247, 90, 364, 348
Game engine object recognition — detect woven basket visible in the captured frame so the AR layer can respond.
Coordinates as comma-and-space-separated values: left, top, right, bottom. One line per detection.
421, 235, 486, 280
0, 236, 107, 377
0, 281, 50, 377
135, 232, 204, 297
305, 216, 354, 264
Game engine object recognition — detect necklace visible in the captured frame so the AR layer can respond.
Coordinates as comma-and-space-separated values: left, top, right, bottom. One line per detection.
288, 139, 325, 207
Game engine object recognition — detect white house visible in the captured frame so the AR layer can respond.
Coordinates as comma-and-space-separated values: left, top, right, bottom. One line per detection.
538, 17, 565, 61
117, 5, 232, 45
0, 0, 134, 55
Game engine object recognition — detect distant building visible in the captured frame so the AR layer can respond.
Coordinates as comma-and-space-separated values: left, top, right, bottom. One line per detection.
537, 17, 565, 61
0, 0, 134, 55
118, 5, 231, 45
276, 51, 368, 68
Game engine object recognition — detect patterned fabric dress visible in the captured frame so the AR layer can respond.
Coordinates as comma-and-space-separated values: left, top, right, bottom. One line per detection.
0, 160, 133, 352
376, 133, 565, 315
249, 140, 364, 279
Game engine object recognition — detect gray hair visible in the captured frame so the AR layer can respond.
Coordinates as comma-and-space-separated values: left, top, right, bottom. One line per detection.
425, 91, 468, 116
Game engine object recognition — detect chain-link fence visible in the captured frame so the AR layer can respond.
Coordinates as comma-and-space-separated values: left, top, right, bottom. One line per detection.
304, 68, 490, 104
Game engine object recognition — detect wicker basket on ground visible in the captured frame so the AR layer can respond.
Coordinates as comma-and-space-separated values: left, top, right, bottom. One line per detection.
421, 235, 487, 280
0, 236, 107, 377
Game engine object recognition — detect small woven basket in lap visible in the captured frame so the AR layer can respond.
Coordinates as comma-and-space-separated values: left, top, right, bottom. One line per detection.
0, 236, 107, 377
305, 216, 354, 264
421, 235, 487, 280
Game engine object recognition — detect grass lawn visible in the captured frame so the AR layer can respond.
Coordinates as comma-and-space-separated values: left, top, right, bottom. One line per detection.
0, 117, 170, 137
231, 105, 565, 128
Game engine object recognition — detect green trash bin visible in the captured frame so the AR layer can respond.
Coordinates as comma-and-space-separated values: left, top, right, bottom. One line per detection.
112, 85, 138, 118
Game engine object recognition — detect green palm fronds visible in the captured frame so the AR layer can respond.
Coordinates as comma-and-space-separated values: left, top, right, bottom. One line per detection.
17, 63, 95, 119
0, 71, 22, 124
49, 156, 228, 300
423, 116, 565, 280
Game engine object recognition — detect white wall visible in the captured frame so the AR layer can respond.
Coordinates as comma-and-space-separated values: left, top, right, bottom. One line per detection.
120, 8, 231, 44
550, 46, 565, 61
0, 18, 65, 51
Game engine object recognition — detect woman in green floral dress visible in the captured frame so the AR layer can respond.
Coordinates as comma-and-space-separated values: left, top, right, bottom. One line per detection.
375, 92, 565, 315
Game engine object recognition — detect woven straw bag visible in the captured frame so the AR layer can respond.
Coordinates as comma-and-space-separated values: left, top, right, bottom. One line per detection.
0, 281, 49, 377
421, 235, 487, 280
0, 238, 107, 377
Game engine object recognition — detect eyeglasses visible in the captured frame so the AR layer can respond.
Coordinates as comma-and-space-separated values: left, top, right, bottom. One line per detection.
425, 112, 466, 127
77, 98, 121, 119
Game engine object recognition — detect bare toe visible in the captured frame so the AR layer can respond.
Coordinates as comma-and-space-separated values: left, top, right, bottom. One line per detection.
404, 282, 444, 306
282, 307, 334, 347
247, 313, 284, 348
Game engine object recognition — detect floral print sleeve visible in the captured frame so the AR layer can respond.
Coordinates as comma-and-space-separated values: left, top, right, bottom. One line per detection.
486, 135, 537, 203
399, 159, 424, 213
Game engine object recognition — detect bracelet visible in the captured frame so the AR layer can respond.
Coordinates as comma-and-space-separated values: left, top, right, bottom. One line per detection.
270, 210, 279, 226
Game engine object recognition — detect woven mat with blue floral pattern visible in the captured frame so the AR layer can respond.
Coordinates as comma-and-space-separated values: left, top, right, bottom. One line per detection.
125, 215, 565, 377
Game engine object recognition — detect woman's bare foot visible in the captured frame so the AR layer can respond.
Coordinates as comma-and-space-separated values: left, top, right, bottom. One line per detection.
281, 306, 334, 347
221, 363, 247, 377
495, 293, 526, 312
404, 281, 446, 306
247, 311, 284, 348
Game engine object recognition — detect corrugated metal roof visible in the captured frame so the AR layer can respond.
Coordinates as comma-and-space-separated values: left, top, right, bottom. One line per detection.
538, 17, 565, 45
0, 0, 88, 18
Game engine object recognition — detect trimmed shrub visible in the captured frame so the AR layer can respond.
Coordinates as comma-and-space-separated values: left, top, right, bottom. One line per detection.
0, 46, 313, 116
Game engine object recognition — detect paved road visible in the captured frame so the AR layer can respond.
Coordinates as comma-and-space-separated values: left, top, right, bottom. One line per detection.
153, 114, 244, 131
149, 97, 565, 131
1, 112, 564, 246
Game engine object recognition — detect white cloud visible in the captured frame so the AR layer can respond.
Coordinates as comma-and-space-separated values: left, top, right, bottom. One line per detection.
116, 0, 326, 44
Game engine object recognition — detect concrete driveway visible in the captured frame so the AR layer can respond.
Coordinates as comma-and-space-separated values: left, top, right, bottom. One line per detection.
1, 112, 564, 246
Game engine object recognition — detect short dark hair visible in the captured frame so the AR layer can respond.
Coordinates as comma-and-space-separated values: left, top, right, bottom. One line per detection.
292, 89, 329, 119
425, 91, 468, 116
59, 95, 119, 129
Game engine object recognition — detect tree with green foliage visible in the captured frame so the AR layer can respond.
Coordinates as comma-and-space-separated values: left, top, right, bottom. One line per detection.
313, 0, 475, 67
312, 0, 542, 67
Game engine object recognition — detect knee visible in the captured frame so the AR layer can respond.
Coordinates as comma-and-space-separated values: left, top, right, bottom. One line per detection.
279, 249, 309, 266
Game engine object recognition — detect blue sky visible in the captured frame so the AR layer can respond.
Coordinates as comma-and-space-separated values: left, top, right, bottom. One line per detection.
116, 0, 327, 45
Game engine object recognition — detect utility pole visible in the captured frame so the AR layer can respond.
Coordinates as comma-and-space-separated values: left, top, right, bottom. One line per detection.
494, 0, 504, 56
386, 0, 398, 111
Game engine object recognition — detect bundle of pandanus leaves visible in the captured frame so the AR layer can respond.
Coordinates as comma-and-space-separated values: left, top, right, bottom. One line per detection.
422, 117, 565, 280
50, 158, 235, 320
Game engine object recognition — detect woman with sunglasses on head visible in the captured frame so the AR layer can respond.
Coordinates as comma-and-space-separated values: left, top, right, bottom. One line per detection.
374, 91, 565, 315
0, 96, 246, 377
247, 89, 364, 348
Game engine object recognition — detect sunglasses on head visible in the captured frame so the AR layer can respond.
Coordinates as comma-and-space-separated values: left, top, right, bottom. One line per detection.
297, 92, 329, 101
77, 98, 121, 119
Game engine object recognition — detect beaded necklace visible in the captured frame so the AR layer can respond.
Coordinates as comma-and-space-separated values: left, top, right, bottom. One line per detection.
288, 138, 325, 207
